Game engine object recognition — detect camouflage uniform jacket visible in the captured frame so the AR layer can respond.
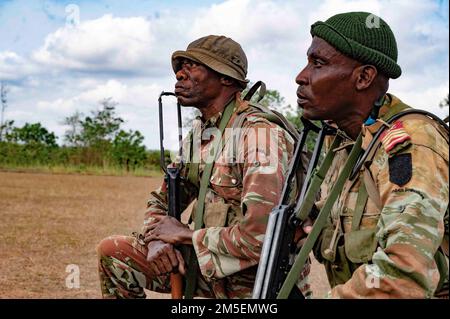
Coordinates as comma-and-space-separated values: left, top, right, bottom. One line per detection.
314, 94, 449, 298
144, 93, 296, 298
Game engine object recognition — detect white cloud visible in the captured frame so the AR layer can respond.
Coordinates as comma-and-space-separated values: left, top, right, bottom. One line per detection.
32, 14, 166, 76
391, 80, 449, 119
77, 80, 128, 105
37, 98, 77, 115
0, 51, 38, 81
188, 0, 309, 72
36, 79, 164, 115
310, 0, 382, 23
187, 0, 448, 121
3, 0, 448, 149
190, 0, 304, 44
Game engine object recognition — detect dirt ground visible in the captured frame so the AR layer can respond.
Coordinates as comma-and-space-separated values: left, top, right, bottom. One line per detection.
0, 171, 330, 299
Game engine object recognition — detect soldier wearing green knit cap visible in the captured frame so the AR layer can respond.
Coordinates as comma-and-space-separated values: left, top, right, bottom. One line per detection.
294, 12, 449, 298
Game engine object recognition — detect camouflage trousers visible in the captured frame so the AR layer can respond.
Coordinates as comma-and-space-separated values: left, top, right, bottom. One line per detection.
96, 235, 214, 299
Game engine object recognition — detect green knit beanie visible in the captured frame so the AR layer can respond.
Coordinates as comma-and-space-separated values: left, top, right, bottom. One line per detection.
311, 12, 402, 79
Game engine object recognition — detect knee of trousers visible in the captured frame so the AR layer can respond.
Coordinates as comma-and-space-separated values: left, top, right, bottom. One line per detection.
96, 235, 128, 259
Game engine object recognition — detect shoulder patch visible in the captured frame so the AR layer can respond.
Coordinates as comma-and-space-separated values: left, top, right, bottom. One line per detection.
388, 153, 412, 186
380, 120, 411, 156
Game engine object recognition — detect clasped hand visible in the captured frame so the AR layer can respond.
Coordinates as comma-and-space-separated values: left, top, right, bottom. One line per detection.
143, 215, 193, 277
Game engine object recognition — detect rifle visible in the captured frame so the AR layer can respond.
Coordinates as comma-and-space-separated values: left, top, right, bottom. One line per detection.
158, 91, 184, 299
252, 118, 335, 299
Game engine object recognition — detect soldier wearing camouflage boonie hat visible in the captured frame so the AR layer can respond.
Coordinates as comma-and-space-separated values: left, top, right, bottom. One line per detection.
96, 34, 311, 299
172, 35, 249, 88
293, 11, 449, 298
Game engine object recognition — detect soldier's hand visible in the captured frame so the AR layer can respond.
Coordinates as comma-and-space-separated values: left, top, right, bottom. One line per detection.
146, 240, 180, 276
174, 248, 186, 275
294, 217, 313, 245
144, 215, 193, 245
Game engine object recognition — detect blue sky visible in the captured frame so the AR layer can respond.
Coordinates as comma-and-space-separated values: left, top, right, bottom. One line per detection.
0, 0, 448, 149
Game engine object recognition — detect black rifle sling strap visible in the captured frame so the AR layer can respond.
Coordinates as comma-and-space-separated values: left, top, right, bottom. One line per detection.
243, 80, 266, 102
184, 99, 236, 299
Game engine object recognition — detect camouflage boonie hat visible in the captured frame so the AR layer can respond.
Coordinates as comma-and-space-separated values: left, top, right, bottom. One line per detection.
172, 35, 249, 88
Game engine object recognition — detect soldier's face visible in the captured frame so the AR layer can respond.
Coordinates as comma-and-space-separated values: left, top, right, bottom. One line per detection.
174, 58, 223, 108
295, 37, 359, 121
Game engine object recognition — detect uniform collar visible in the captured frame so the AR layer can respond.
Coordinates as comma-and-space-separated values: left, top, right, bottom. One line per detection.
364, 93, 405, 135
196, 92, 244, 129
196, 112, 222, 129
361, 93, 405, 150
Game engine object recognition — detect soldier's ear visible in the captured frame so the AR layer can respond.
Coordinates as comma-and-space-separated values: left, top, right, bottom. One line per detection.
354, 65, 378, 91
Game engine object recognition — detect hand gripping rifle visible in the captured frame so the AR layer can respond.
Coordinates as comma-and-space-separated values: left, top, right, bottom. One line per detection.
252, 118, 335, 299
158, 91, 184, 299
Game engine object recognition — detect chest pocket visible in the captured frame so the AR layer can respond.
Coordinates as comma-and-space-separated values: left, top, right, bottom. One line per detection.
202, 163, 244, 228
209, 163, 242, 199
342, 178, 380, 264
313, 178, 380, 287
316, 178, 380, 267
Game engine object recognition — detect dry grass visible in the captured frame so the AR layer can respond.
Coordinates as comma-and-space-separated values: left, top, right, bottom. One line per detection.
0, 171, 329, 299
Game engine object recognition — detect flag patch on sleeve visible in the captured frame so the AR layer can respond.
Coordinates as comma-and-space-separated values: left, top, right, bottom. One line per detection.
380, 121, 411, 156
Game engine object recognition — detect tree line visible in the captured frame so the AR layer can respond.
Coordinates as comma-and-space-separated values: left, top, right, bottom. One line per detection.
0, 84, 304, 175
0, 98, 160, 173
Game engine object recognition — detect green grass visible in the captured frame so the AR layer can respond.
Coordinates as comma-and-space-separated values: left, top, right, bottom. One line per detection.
0, 163, 164, 177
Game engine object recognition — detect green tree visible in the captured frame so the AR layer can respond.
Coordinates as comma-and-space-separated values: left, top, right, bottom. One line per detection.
67, 98, 124, 167
62, 110, 84, 146
0, 122, 59, 166
9, 122, 58, 147
0, 82, 9, 141
111, 129, 147, 171
80, 98, 123, 147
243, 82, 317, 149
250, 87, 287, 111
0, 120, 15, 142
243, 82, 300, 122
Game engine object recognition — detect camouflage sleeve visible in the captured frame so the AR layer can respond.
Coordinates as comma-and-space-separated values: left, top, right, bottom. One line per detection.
331, 119, 449, 298
142, 182, 169, 232
192, 119, 295, 279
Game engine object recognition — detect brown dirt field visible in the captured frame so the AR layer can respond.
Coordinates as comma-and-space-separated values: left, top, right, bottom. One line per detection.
0, 171, 329, 299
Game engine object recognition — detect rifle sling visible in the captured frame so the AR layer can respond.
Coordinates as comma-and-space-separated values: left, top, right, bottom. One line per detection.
184, 99, 236, 299
277, 133, 363, 299
294, 134, 343, 221
352, 182, 369, 231
187, 131, 199, 187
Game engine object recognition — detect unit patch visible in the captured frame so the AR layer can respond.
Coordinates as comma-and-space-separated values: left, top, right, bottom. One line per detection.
380, 120, 411, 156
388, 153, 412, 186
